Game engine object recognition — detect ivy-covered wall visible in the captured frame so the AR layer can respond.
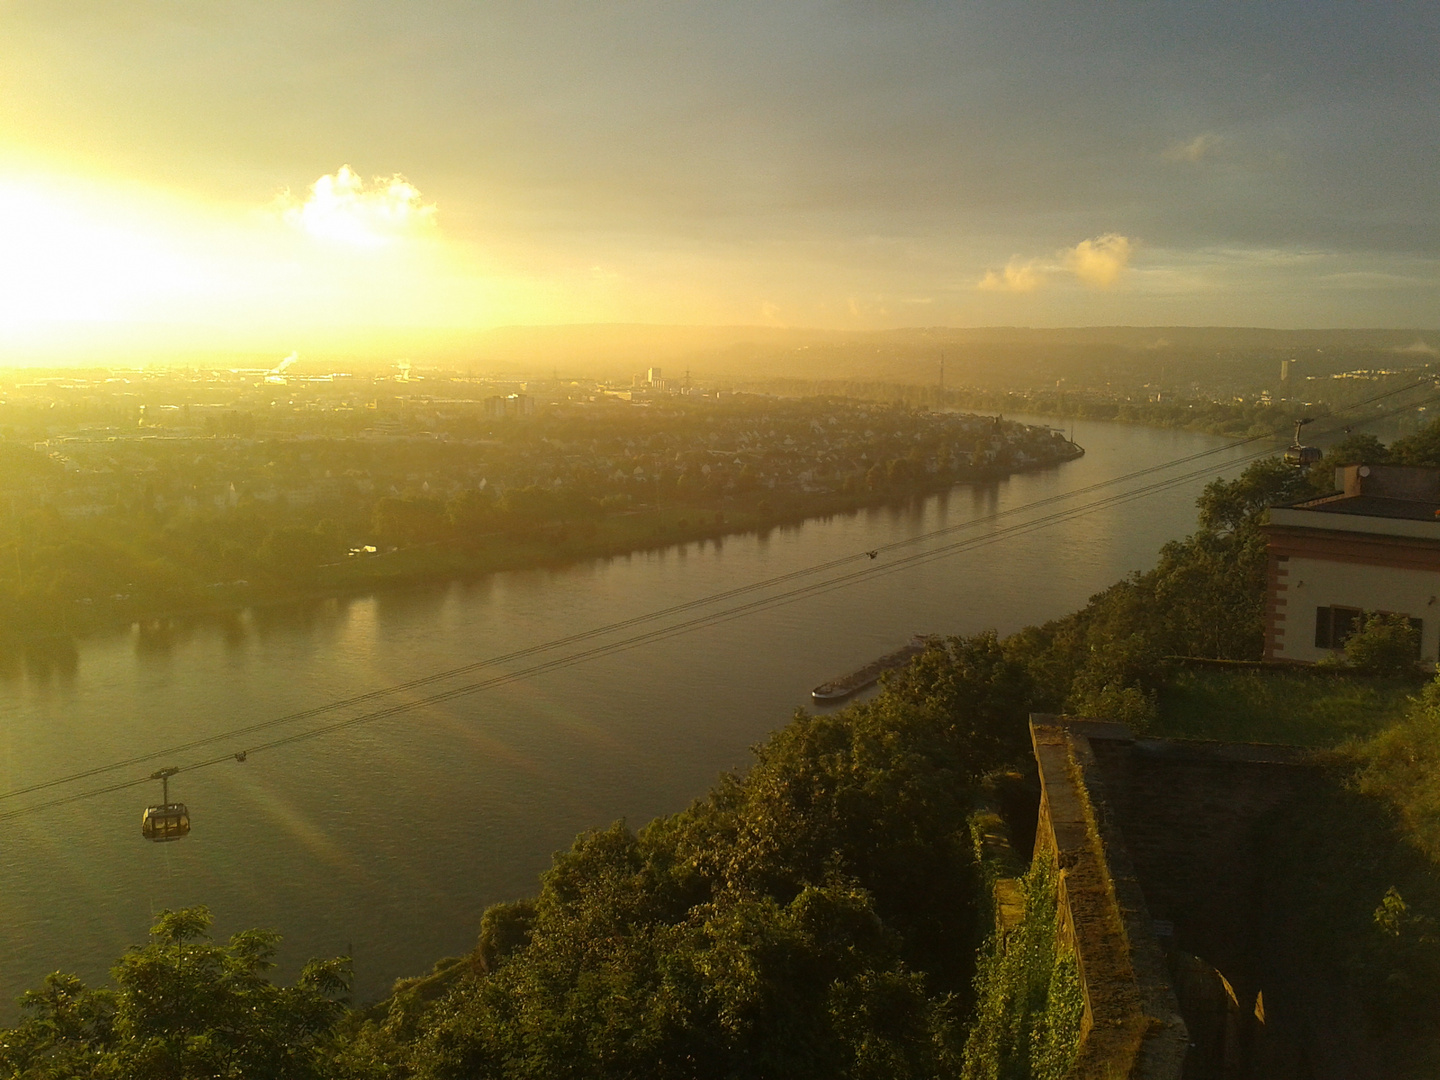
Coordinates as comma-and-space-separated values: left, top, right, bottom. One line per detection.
961, 857, 1084, 1080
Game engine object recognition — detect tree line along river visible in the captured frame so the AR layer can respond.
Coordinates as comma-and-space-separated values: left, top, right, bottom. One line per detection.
0, 415, 1261, 1010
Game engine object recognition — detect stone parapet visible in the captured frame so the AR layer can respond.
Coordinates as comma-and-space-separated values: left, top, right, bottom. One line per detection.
1031, 716, 1189, 1079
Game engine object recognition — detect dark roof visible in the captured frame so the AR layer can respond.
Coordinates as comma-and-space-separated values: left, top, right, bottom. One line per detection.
1286, 493, 1440, 521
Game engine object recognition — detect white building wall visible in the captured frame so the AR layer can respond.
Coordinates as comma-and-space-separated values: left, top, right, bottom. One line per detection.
1276, 555, 1440, 664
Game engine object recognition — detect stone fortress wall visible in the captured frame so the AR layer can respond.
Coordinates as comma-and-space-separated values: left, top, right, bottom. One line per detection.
1022, 716, 1355, 1080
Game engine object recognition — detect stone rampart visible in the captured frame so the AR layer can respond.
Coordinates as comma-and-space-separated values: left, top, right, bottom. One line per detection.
1029, 715, 1331, 1079
1030, 717, 1188, 1079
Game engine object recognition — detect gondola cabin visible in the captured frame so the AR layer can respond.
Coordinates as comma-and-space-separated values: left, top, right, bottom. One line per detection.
142, 767, 190, 842
1284, 417, 1323, 468
141, 803, 190, 842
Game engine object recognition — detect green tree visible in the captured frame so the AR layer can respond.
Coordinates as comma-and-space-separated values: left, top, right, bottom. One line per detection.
1391, 418, 1440, 466
0, 906, 350, 1080
1308, 431, 1390, 489
258, 526, 335, 574
1195, 456, 1315, 535
1355, 675, 1440, 861
446, 489, 495, 534
372, 496, 447, 546
476, 900, 535, 972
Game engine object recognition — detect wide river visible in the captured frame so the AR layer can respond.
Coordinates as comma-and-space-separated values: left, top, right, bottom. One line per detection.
0, 416, 1261, 1009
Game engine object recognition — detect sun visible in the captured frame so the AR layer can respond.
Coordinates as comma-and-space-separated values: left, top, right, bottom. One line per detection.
0, 177, 201, 332
0, 163, 553, 361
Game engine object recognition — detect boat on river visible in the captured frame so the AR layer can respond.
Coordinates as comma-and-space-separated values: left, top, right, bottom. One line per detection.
811, 635, 938, 702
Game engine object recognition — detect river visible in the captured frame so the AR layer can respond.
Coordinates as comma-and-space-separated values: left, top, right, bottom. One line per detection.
0, 416, 1262, 1009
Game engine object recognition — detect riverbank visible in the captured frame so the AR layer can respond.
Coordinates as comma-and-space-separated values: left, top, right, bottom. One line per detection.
18, 442, 1084, 657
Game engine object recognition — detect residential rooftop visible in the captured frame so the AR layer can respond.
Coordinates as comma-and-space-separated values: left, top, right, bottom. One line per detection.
1272, 463, 1440, 532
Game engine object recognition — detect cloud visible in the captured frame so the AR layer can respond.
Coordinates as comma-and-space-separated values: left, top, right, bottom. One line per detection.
1064, 233, 1132, 288
978, 233, 1134, 293
977, 257, 1045, 293
1163, 132, 1223, 162
279, 165, 436, 247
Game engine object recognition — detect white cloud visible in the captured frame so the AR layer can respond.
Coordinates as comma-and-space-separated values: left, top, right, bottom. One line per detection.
977, 257, 1045, 293
1163, 132, 1223, 162
977, 234, 1134, 293
278, 165, 436, 247
1064, 233, 1133, 288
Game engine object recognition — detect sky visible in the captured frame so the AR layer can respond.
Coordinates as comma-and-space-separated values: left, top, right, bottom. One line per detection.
0, 1, 1437, 362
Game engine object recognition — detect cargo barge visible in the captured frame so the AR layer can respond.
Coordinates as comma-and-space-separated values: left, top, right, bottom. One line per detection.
811, 635, 938, 702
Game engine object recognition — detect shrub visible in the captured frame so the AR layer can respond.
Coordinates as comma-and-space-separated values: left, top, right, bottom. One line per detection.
1353, 675, 1440, 860
1345, 612, 1421, 678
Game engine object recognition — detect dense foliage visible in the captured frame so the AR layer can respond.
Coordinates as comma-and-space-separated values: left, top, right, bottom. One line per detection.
1355, 677, 1440, 863
336, 670, 1038, 1080
1342, 613, 1423, 678
961, 860, 1082, 1080
0, 907, 349, 1080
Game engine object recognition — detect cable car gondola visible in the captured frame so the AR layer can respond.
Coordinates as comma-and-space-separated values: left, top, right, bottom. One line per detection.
1284, 418, 1323, 467
141, 767, 190, 842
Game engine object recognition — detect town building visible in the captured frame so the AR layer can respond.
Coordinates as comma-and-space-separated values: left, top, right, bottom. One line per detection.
483, 393, 536, 418
1263, 463, 1440, 665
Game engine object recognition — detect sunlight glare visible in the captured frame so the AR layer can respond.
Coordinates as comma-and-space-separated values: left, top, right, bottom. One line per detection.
0, 178, 202, 329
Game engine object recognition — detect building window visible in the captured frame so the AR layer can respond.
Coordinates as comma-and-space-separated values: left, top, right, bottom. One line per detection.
1314, 606, 1362, 649
1315, 605, 1423, 657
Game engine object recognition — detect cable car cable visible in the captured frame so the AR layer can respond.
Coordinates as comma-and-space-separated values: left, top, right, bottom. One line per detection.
4, 375, 1429, 808
0, 380, 1432, 817
3, 384, 1432, 822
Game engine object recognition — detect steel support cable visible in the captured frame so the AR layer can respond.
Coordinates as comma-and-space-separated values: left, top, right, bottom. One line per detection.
1, 454, 1263, 820
2, 382, 1430, 807
0, 380, 1432, 814
4, 386, 1432, 821
0, 421, 1282, 804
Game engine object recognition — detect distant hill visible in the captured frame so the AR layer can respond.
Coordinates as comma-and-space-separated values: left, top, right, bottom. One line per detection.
450, 323, 1440, 390
14, 324, 1433, 390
